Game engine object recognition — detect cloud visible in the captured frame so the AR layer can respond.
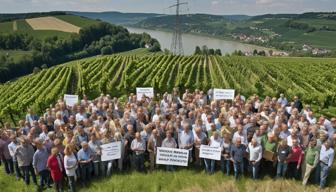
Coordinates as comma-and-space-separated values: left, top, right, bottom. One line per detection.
211, 1, 219, 5
256, 0, 274, 4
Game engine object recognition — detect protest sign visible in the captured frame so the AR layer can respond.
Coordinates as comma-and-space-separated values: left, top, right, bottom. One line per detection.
156, 147, 189, 166
64, 94, 79, 107
199, 145, 221, 160
136, 87, 154, 101
213, 89, 235, 100
101, 142, 121, 161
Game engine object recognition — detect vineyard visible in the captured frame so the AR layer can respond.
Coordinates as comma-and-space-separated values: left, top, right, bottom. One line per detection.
0, 53, 336, 125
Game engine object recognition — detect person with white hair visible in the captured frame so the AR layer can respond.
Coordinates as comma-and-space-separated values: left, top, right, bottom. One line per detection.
247, 138, 262, 179
77, 141, 93, 186
316, 140, 334, 189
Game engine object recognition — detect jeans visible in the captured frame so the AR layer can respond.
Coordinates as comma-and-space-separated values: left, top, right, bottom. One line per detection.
54, 179, 63, 192
250, 161, 260, 179
287, 161, 299, 179
221, 158, 231, 175
13, 161, 22, 179
276, 162, 288, 178
68, 176, 76, 192
134, 154, 145, 172
80, 163, 92, 185
233, 161, 244, 180
39, 169, 50, 188
101, 161, 113, 177
93, 161, 100, 177
2, 158, 14, 174
21, 165, 37, 185
315, 163, 321, 184
204, 159, 215, 174
320, 162, 330, 188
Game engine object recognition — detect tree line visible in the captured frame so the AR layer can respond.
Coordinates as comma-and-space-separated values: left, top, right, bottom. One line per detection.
0, 22, 161, 83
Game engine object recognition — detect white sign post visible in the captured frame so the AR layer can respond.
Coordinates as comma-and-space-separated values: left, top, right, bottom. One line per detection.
213, 89, 235, 100
64, 94, 79, 107
156, 147, 189, 166
101, 142, 121, 161
199, 145, 221, 160
136, 87, 154, 101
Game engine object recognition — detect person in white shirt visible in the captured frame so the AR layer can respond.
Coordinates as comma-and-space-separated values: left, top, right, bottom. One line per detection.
319, 141, 334, 189
64, 145, 78, 192
232, 125, 248, 146
204, 132, 222, 174
247, 138, 262, 179
8, 134, 22, 180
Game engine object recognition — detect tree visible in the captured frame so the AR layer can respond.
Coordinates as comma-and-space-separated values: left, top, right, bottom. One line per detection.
215, 49, 222, 56
253, 49, 258, 56
208, 49, 215, 55
100, 46, 113, 55
194, 46, 202, 55
149, 42, 161, 52
202, 45, 209, 55
33, 67, 40, 74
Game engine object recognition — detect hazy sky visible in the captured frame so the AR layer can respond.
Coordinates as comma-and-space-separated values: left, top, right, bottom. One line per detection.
1, 0, 335, 15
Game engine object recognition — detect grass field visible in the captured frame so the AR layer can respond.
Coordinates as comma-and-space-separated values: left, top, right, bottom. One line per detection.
25, 16, 81, 33
0, 21, 13, 33
55, 15, 99, 28
0, 50, 33, 62
0, 14, 99, 40
0, 164, 335, 192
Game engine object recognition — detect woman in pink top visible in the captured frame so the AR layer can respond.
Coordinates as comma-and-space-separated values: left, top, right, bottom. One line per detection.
287, 139, 304, 180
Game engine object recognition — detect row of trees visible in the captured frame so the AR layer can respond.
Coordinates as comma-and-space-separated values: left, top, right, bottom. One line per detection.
0, 22, 161, 82
194, 45, 222, 55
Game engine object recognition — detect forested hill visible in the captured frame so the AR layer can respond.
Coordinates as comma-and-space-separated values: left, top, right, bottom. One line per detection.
0, 12, 161, 83
131, 12, 336, 53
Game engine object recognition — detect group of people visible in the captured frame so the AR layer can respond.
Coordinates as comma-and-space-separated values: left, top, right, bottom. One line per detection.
0, 89, 335, 192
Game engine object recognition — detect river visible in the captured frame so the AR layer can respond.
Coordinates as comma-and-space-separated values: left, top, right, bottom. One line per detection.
127, 27, 268, 55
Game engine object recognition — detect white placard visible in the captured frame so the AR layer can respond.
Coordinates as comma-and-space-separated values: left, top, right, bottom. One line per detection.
156, 147, 189, 166
213, 89, 235, 100
199, 145, 221, 160
136, 87, 154, 101
101, 142, 121, 161
64, 94, 79, 107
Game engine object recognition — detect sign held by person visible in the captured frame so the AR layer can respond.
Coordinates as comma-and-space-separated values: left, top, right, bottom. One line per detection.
156, 147, 189, 166
64, 94, 79, 107
101, 142, 121, 161
136, 87, 154, 101
199, 145, 221, 160
213, 89, 235, 100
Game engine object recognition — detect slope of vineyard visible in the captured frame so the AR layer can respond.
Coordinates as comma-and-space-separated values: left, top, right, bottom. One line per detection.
1, 54, 336, 125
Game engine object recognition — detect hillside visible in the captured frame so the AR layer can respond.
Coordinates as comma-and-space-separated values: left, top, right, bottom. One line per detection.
0, 12, 160, 83
0, 13, 100, 39
131, 12, 336, 54
1, 53, 336, 125
70, 11, 162, 25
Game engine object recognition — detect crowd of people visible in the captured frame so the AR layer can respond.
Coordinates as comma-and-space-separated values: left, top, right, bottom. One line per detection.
0, 89, 335, 192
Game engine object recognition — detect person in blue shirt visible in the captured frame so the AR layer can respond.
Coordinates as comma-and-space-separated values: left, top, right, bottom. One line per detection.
33, 138, 51, 190
230, 137, 247, 180
77, 141, 93, 186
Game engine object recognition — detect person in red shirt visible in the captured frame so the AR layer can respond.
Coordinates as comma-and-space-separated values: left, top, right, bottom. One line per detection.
287, 139, 304, 180
47, 147, 64, 192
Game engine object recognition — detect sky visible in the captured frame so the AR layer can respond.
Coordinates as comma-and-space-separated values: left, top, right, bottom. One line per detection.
0, 0, 335, 15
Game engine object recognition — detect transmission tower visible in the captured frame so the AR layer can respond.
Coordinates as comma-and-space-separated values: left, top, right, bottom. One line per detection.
169, 0, 187, 55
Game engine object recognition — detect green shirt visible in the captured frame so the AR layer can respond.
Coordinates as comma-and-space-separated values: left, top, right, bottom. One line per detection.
305, 147, 318, 166
263, 140, 277, 152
